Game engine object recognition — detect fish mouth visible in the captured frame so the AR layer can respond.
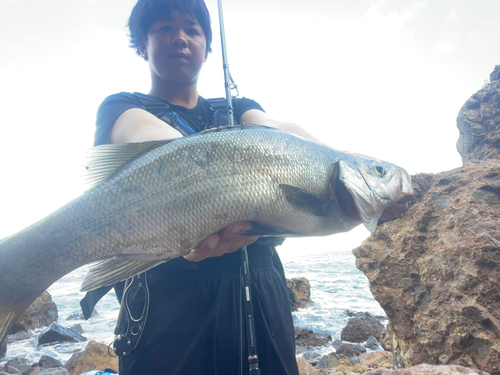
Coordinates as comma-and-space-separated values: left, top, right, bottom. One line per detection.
333, 177, 361, 222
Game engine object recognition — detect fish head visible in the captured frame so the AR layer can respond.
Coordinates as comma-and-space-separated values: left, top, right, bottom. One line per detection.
337, 157, 414, 232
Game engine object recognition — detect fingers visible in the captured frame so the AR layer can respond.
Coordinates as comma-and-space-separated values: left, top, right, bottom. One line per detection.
184, 222, 258, 263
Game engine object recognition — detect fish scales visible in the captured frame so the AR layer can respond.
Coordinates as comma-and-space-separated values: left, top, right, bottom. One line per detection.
0, 124, 413, 342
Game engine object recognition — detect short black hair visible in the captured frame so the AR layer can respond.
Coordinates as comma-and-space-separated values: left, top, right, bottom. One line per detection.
128, 0, 213, 61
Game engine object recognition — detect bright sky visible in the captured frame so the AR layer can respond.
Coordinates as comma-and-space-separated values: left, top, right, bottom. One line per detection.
1, 0, 499, 255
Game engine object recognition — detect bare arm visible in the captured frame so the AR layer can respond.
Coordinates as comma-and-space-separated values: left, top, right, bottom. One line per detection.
240, 109, 323, 144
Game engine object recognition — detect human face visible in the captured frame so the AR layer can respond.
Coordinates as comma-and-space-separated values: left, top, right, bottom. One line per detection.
140, 11, 209, 86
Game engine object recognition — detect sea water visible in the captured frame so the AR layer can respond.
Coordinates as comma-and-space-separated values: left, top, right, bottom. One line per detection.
3, 226, 385, 365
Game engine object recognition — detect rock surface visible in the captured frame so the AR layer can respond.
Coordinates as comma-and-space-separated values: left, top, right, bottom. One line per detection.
456, 74, 500, 164
353, 71, 500, 374
364, 364, 490, 375
64, 340, 119, 375
37, 323, 86, 346
354, 161, 500, 373
287, 277, 312, 310
341, 314, 385, 343
7, 292, 58, 335
295, 327, 332, 348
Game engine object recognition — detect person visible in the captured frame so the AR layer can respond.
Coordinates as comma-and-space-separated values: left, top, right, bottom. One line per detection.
90, 0, 408, 374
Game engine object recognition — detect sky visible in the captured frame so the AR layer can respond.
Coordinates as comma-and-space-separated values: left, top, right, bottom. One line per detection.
0, 0, 499, 255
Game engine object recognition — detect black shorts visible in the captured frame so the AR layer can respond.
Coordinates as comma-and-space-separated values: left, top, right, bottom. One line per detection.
119, 244, 299, 375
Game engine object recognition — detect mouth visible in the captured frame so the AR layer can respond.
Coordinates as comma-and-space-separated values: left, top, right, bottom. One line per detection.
169, 53, 189, 61
334, 180, 361, 221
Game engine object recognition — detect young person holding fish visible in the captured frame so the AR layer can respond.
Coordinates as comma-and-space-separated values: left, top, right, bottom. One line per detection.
89, 0, 408, 373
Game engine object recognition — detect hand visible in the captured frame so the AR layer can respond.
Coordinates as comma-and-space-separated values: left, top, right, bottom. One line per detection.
184, 222, 258, 262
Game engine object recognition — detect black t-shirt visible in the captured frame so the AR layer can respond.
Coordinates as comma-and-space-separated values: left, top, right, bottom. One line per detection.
94, 92, 264, 146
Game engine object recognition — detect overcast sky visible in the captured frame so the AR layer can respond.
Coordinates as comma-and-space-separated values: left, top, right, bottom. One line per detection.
1, 0, 499, 254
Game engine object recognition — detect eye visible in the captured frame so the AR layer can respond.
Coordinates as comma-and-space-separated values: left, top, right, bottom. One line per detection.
160, 25, 173, 32
373, 164, 385, 177
187, 28, 200, 36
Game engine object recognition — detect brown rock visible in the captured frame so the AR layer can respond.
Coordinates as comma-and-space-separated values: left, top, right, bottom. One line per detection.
353, 160, 500, 373
362, 364, 490, 375
358, 351, 393, 369
456, 76, 500, 164
64, 340, 118, 375
287, 277, 312, 310
8, 292, 58, 334
296, 357, 329, 375
295, 327, 332, 347
341, 315, 384, 343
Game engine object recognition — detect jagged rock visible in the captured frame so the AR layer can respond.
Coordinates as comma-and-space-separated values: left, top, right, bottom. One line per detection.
491, 65, 500, 82
303, 352, 322, 361
316, 353, 340, 369
2, 357, 33, 374
456, 73, 500, 164
358, 351, 393, 369
335, 343, 366, 358
380, 326, 394, 351
7, 292, 58, 335
64, 340, 118, 375
294, 327, 332, 347
296, 357, 328, 375
37, 368, 70, 375
353, 158, 500, 372
364, 336, 382, 350
9, 332, 31, 341
69, 324, 83, 334
363, 364, 490, 375
287, 277, 311, 310
340, 314, 384, 343
37, 323, 86, 346
37, 356, 63, 371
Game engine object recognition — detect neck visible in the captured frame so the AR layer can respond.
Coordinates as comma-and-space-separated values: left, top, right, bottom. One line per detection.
149, 80, 199, 109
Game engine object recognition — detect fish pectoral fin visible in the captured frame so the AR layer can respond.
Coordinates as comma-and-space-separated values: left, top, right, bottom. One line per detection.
84, 139, 176, 190
244, 222, 302, 237
279, 184, 334, 217
80, 258, 166, 292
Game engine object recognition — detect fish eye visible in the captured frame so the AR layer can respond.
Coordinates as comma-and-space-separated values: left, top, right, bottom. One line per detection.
373, 164, 385, 177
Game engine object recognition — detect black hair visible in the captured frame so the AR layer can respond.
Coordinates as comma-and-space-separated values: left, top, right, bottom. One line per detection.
128, 0, 213, 61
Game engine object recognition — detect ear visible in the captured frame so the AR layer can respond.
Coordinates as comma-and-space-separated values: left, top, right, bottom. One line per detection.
139, 41, 148, 58
204, 50, 209, 63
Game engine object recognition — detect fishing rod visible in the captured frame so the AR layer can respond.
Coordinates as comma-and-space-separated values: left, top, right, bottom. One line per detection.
216, 1, 260, 374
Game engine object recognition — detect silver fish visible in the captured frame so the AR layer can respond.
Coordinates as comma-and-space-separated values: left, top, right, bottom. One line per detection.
0, 124, 413, 342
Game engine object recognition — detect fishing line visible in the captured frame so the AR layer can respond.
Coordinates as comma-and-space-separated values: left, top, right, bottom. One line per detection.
216, 0, 260, 374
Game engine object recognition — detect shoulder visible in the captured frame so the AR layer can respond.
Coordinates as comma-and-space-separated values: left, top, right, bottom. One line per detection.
95, 92, 146, 146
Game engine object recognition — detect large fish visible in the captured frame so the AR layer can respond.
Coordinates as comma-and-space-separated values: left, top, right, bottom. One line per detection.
0, 124, 413, 342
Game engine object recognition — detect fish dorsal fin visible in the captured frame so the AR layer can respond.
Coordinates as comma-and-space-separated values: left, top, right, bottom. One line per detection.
84, 139, 175, 190
196, 123, 279, 136
81, 257, 166, 292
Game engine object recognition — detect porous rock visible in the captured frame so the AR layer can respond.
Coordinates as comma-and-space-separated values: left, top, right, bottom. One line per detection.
8, 292, 58, 335
358, 351, 394, 369
335, 343, 366, 358
296, 357, 328, 375
37, 323, 86, 346
295, 327, 332, 348
340, 314, 384, 343
287, 277, 312, 310
64, 340, 118, 375
363, 364, 490, 375
353, 160, 500, 373
456, 75, 500, 164
37, 368, 70, 375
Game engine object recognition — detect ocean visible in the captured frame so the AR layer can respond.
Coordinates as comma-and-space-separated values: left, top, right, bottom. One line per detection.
3, 226, 385, 365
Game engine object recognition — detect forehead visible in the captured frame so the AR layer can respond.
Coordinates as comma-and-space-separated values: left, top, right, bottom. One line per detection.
155, 10, 201, 26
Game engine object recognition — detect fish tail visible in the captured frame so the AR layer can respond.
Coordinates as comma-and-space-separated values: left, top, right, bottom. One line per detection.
0, 305, 19, 343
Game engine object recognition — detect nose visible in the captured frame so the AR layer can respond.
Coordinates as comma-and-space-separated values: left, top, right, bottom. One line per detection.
172, 30, 188, 48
